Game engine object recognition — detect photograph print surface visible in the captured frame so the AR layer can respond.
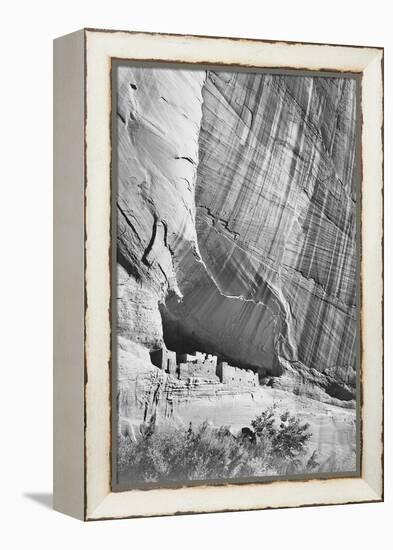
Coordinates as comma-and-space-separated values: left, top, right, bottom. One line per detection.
113, 63, 359, 488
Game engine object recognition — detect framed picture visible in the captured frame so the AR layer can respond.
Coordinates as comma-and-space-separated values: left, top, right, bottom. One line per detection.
53, 28, 383, 520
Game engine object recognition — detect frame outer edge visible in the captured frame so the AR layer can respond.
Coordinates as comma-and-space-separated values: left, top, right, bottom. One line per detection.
53, 29, 86, 521
83, 30, 384, 520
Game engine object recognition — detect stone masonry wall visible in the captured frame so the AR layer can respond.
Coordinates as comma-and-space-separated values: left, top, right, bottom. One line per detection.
218, 362, 258, 387
178, 361, 219, 381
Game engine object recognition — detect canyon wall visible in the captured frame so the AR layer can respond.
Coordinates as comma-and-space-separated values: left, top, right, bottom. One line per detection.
116, 64, 206, 348
116, 65, 358, 429
164, 71, 357, 398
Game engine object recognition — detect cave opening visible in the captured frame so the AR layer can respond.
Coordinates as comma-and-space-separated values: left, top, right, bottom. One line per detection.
157, 299, 272, 382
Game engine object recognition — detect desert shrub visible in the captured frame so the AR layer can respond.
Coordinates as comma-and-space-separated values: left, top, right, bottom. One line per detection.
251, 406, 277, 439
118, 408, 316, 483
118, 432, 133, 472
271, 411, 312, 458
251, 406, 313, 474
306, 450, 320, 471
119, 421, 257, 482
252, 407, 311, 454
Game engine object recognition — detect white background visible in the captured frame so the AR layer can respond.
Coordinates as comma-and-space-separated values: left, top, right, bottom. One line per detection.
0, 0, 391, 548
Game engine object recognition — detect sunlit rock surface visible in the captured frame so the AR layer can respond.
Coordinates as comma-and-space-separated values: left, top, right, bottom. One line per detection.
117, 65, 206, 319
115, 66, 358, 470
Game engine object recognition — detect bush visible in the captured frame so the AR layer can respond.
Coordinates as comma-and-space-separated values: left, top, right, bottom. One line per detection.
118, 407, 317, 483
252, 407, 312, 459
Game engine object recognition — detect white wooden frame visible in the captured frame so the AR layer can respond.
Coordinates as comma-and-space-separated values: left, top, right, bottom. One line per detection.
53, 28, 383, 521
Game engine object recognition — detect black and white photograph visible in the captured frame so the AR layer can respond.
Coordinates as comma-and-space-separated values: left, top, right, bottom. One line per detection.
114, 64, 360, 487
1, 0, 388, 540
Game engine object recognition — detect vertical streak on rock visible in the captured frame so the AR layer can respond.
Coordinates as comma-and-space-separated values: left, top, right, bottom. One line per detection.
117, 65, 358, 408
193, 72, 357, 392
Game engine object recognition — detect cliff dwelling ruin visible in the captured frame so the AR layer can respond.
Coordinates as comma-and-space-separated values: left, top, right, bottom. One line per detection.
150, 346, 259, 386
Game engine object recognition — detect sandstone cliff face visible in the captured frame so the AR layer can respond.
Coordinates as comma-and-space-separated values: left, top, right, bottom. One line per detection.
116, 65, 206, 349
163, 72, 357, 399
116, 66, 358, 431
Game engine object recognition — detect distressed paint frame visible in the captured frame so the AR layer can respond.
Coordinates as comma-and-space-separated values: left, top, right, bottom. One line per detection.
53, 28, 383, 521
